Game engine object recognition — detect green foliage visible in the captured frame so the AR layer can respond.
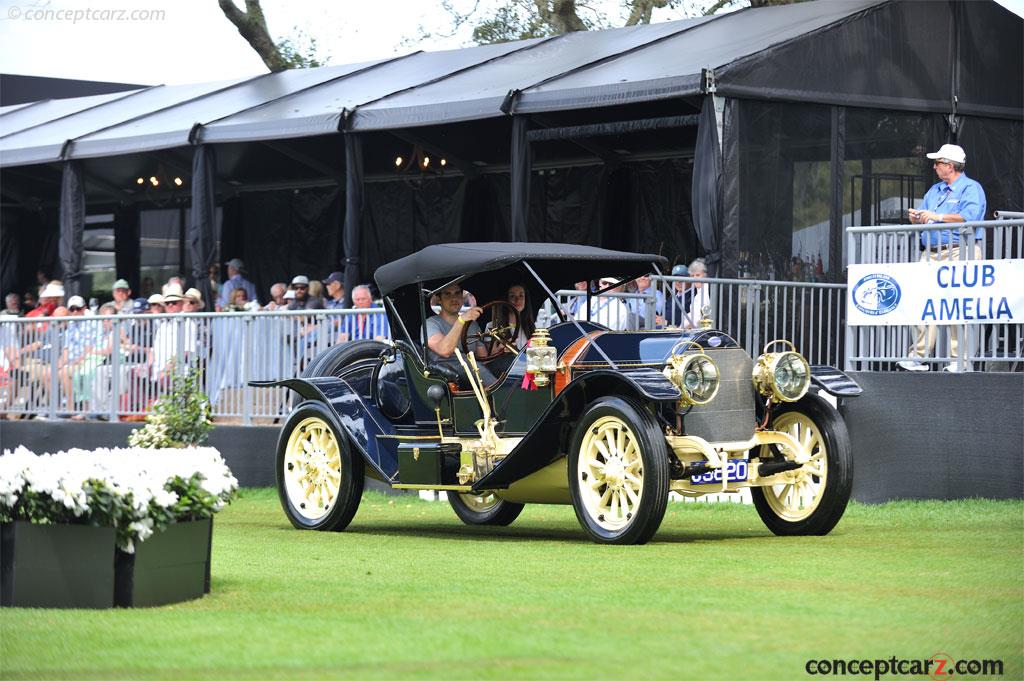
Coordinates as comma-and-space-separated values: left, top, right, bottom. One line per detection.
2, 494, 1020, 678
275, 29, 327, 69
129, 368, 213, 448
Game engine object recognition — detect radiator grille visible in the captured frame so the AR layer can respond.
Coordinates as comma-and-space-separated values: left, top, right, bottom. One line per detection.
683, 348, 756, 442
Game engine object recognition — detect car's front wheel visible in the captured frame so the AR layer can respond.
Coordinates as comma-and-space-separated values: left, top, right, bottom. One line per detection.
750, 393, 852, 536
447, 492, 524, 526
568, 397, 670, 544
276, 401, 364, 531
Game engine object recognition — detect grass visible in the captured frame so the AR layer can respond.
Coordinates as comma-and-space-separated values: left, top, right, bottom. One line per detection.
2, 491, 1021, 680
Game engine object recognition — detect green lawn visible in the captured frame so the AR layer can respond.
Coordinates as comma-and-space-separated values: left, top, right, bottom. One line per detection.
2, 491, 1021, 680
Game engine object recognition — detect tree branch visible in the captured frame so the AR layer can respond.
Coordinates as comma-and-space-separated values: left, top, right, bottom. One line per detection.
217, 0, 288, 72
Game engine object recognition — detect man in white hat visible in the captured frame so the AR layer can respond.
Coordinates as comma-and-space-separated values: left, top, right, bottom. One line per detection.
217, 257, 257, 311
149, 284, 197, 381
588, 277, 631, 331
111, 278, 133, 314
899, 144, 987, 373
286, 275, 323, 311
25, 281, 64, 318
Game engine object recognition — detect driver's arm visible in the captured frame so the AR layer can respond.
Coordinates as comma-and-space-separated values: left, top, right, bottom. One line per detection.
428, 307, 483, 358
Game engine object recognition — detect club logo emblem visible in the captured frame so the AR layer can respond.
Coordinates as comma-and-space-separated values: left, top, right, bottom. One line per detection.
852, 273, 901, 316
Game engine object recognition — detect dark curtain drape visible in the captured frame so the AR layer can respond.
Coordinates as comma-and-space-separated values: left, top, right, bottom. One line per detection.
189, 145, 218, 306
510, 116, 531, 241
829, 107, 846, 283
343, 133, 363, 307
691, 96, 722, 275
113, 203, 140, 292
0, 207, 18, 297
719, 98, 740, 278
58, 161, 86, 297
233, 188, 342, 302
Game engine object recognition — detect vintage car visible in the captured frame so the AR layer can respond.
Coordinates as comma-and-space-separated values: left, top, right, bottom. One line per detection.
254, 243, 861, 544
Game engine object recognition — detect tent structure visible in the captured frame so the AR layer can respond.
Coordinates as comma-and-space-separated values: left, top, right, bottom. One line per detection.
1, 0, 1021, 302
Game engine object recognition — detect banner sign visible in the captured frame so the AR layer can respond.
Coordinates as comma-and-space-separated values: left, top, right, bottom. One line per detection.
847, 259, 1024, 327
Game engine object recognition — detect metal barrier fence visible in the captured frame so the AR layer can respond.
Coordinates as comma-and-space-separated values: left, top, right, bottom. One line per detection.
844, 214, 1024, 372
0, 277, 853, 423
551, 277, 847, 367
0, 309, 390, 423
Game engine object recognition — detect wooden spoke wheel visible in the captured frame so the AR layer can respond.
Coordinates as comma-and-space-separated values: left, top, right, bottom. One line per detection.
751, 393, 852, 536
568, 397, 670, 545
276, 402, 364, 531
448, 491, 524, 526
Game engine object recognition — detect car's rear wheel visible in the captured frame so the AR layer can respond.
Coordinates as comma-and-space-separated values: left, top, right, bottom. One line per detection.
750, 393, 852, 536
447, 492, 524, 526
276, 401, 364, 531
301, 339, 388, 379
568, 397, 670, 544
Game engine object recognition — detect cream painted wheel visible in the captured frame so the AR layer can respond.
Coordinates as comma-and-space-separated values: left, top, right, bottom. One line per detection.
276, 402, 364, 531
577, 416, 645, 532
751, 394, 852, 536
283, 417, 342, 522
568, 397, 669, 545
760, 411, 828, 521
448, 491, 524, 526
460, 493, 499, 513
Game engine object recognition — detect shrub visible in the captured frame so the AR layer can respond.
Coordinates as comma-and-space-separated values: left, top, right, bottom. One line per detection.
129, 367, 213, 448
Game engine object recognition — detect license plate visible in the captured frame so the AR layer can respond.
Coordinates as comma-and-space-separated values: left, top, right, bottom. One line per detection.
691, 458, 749, 485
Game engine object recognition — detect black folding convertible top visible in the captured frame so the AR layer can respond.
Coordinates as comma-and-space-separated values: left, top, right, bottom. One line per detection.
374, 242, 668, 297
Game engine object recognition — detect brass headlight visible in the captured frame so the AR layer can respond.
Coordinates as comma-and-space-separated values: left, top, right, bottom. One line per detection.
663, 341, 720, 407
753, 340, 810, 402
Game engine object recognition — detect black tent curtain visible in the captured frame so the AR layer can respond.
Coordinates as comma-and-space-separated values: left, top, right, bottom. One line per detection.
510, 116, 531, 241
58, 160, 85, 297
343, 133, 363, 307
113, 203, 141, 292
189, 145, 217, 307
690, 96, 722, 275
0, 208, 18, 298
719, 98, 740, 278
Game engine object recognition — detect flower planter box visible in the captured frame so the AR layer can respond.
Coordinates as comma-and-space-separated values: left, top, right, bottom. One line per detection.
115, 518, 213, 608
1, 521, 116, 609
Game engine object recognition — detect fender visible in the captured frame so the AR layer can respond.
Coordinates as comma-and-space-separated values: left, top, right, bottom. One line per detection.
473, 368, 678, 490
809, 366, 863, 397
251, 377, 401, 481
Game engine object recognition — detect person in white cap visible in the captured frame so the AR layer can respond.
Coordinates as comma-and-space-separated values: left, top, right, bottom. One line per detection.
899, 143, 987, 373
217, 257, 257, 311
25, 281, 65, 318
111, 278, 133, 314
588, 277, 631, 331
286, 275, 323, 310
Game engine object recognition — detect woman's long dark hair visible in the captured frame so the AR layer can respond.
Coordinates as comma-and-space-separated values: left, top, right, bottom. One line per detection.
508, 282, 535, 338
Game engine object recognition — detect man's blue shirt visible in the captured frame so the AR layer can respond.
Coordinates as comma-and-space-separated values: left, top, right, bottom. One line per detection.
919, 173, 987, 247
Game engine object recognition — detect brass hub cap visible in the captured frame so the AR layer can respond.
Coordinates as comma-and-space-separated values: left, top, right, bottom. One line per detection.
577, 416, 644, 531
762, 412, 827, 521
284, 416, 342, 521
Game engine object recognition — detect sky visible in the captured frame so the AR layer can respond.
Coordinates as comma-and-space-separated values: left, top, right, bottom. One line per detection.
0, 0, 1022, 87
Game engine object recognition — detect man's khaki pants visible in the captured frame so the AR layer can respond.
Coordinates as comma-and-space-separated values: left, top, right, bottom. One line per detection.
908, 243, 983, 360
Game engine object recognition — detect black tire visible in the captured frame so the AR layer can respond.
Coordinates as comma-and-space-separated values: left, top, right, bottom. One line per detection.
447, 492, 524, 526
568, 397, 671, 545
276, 401, 364, 531
750, 392, 853, 536
293, 340, 388, 408
301, 340, 388, 379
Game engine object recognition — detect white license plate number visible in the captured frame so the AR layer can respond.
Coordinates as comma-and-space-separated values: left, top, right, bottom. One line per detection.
691, 459, 749, 485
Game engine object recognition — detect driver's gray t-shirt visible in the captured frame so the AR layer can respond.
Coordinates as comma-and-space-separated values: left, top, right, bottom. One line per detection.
425, 314, 482, 364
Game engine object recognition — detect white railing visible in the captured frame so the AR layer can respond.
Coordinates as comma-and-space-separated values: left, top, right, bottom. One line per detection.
844, 215, 1024, 372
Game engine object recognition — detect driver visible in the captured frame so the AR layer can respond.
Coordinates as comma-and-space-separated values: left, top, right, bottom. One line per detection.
426, 282, 496, 386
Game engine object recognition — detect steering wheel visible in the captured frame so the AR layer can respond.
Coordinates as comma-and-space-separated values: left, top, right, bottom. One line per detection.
460, 301, 522, 361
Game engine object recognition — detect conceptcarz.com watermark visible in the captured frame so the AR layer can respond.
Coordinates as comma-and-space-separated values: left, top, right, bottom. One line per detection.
805, 654, 1005, 680
6, 2, 165, 23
